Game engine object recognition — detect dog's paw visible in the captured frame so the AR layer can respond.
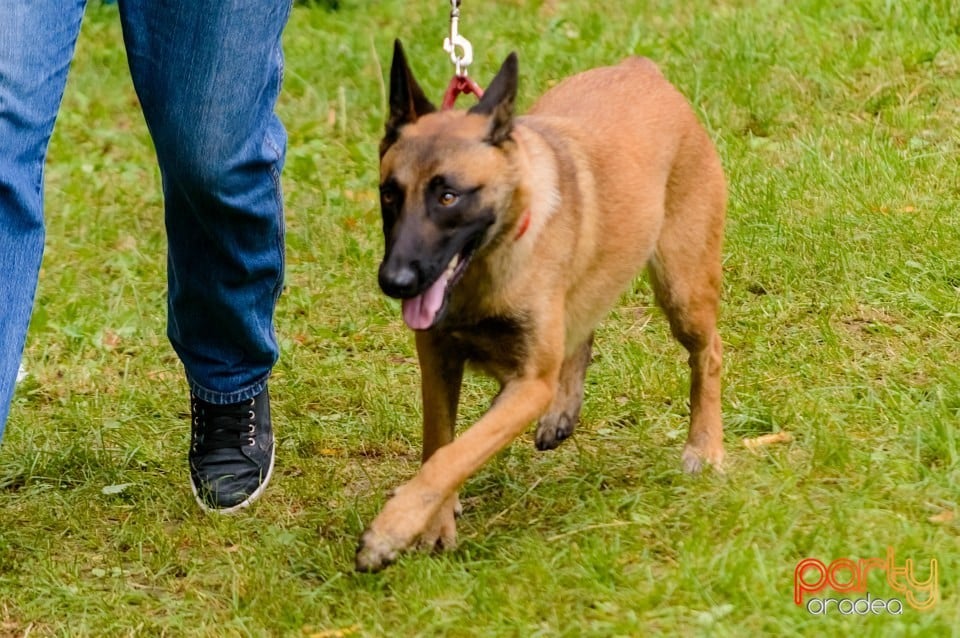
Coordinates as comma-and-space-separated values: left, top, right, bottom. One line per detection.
355, 489, 461, 572
416, 493, 460, 553
681, 443, 725, 475
535, 413, 576, 451
356, 528, 400, 572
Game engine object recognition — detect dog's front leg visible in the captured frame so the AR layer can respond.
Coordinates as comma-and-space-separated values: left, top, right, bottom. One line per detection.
413, 331, 465, 552
356, 356, 560, 572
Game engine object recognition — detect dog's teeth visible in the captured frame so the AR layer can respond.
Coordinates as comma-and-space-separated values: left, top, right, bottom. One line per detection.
446, 255, 460, 276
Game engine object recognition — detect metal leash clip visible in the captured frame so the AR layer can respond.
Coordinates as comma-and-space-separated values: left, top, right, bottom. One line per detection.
443, 0, 473, 76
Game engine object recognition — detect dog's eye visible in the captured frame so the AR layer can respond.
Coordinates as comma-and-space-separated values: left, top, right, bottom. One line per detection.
438, 191, 459, 207
381, 190, 397, 206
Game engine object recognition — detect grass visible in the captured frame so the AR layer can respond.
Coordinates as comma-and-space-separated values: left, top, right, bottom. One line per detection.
2, 0, 959, 635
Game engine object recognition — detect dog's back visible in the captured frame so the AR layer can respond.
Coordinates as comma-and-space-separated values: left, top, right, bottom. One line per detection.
514, 58, 725, 348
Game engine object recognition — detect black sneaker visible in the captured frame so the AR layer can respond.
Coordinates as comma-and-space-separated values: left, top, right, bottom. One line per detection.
189, 387, 275, 513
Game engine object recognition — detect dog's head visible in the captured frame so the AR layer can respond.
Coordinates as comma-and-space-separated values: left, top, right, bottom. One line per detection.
377, 40, 521, 331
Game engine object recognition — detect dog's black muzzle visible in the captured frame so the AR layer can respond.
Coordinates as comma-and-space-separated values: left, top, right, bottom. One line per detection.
378, 259, 422, 299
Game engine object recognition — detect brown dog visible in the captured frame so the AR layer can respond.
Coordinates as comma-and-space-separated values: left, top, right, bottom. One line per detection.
356, 41, 726, 571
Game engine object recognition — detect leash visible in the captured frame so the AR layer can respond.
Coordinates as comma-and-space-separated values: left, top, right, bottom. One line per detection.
441, 0, 484, 109
438, 1, 531, 240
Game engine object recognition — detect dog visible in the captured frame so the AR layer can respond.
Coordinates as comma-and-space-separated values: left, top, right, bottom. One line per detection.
356, 40, 726, 571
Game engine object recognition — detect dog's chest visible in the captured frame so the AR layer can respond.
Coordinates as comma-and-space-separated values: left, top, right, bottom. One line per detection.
440, 314, 531, 379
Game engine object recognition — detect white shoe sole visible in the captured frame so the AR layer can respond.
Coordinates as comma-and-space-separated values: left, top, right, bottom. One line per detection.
191, 444, 276, 515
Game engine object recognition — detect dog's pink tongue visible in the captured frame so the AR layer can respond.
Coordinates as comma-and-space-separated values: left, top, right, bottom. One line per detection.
401, 271, 449, 330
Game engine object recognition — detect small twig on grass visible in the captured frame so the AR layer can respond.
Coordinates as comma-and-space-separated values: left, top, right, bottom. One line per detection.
743, 431, 793, 451
927, 510, 955, 524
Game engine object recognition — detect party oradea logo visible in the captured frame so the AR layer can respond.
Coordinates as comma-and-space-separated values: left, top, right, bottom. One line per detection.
794, 547, 938, 615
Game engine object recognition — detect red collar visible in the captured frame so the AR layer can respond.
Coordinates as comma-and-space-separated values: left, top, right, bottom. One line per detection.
514, 209, 532, 240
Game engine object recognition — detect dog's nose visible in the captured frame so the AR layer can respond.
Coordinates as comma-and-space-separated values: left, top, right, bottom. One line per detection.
379, 261, 420, 299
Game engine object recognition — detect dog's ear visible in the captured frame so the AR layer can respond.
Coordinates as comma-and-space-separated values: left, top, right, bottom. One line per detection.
382, 40, 437, 156
468, 52, 518, 146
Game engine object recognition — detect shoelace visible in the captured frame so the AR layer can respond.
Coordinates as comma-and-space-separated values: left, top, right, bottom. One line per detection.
191, 397, 256, 454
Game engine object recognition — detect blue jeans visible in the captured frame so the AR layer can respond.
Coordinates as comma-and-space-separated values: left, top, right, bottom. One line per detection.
0, 0, 291, 440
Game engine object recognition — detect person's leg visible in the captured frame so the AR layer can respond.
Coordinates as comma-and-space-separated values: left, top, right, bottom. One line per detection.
0, 1, 87, 439
118, 0, 291, 510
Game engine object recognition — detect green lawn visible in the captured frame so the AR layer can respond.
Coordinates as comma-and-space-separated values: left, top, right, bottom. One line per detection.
1, 1, 958, 635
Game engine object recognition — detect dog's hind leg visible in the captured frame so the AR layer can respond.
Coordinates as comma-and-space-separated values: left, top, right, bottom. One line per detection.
535, 333, 594, 450
648, 171, 726, 473
649, 254, 724, 473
